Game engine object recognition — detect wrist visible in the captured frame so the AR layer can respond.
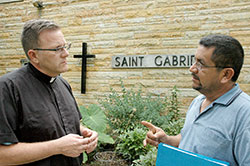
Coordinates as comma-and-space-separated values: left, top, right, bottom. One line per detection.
48, 139, 61, 156
160, 134, 169, 144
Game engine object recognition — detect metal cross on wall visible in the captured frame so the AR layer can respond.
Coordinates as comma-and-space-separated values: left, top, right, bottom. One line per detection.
74, 42, 95, 94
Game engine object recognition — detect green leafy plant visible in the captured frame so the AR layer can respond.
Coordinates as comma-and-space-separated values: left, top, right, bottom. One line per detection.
162, 117, 185, 136
160, 86, 185, 135
132, 147, 157, 166
98, 81, 184, 164
80, 104, 114, 144
99, 81, 169, 136
79, 104, 115, 163
115, 127, 152, 161
99, 81, 184, 137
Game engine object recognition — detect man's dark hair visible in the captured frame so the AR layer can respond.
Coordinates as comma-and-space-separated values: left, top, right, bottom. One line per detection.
199, 34, 244, 82
21, 19, 60, 59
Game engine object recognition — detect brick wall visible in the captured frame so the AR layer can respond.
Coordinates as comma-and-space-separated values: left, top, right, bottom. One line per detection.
1, 0, 250, 111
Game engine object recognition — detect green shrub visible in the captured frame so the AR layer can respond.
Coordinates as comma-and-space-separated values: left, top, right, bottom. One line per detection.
99, 81, 183, 136
162, 117, 185, 136
80, 104, 114, 144
79, 104, 115, 163
115, 127, 152, 161
132, 147, 157, 166
98, 81, 184, 164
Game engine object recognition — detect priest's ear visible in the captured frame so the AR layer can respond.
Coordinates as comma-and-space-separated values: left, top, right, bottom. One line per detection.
220, 68, 234, 83
27, 49, 39, 64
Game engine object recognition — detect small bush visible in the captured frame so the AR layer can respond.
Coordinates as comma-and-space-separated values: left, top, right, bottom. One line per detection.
132, 147, 157, 166
99, 81, 183, 137
98, 81, 184, 164
115, 127, 152, 161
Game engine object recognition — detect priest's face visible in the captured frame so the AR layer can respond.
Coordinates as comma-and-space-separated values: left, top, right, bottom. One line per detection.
32, 29, 69, 77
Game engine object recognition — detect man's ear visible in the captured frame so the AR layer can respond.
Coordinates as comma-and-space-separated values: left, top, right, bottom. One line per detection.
27, 50, 39, 64
221, 68, 234, 83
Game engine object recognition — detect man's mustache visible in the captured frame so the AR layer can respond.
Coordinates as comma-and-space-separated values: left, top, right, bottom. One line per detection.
192, 73, 200, 80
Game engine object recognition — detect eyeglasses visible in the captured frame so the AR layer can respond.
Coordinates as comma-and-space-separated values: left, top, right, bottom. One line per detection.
33, 43, 71, 53
193, 61, 231, 71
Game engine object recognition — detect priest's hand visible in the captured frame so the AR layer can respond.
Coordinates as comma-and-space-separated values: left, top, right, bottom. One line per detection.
81, 128, 98, 153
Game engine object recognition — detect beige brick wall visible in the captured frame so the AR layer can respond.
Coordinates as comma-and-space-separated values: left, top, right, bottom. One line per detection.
1, 0, 250, 112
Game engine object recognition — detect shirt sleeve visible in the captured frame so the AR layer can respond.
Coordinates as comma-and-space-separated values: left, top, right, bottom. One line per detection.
1, 142, 13, 145
0, 80, 19, 144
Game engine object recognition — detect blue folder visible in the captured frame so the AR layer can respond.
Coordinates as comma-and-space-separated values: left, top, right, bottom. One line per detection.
156, 143, 230, 166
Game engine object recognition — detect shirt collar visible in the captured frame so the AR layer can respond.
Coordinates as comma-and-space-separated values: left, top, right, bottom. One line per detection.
200, 84, 242, 106
214, 83, 242, 105
28, 63, 57, 84
196, 84, 242, 116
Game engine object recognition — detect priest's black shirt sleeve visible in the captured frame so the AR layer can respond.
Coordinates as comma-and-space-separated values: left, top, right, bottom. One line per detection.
0, 63, 83, 166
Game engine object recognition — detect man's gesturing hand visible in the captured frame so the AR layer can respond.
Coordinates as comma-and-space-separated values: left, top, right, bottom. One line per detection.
141, 121, 168, 147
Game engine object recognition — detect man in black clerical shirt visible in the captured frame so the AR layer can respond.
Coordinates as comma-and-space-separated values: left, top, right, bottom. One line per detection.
0, 19, 98, 166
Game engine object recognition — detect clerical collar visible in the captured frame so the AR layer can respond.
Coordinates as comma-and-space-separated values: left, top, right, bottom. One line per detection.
28, 63, 57, 84
50, 77, 57, 83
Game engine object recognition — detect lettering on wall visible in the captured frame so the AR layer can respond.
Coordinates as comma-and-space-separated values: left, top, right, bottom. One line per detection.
0, 0, 23, 4
112, 55, 195, 68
